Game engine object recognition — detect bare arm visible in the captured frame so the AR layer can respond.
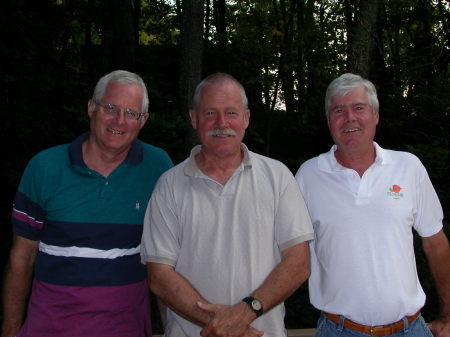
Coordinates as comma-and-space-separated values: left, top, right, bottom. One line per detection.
199, 241, 310, 337
156, 297, 167, 331
147, 262, 212, 327
423, 229, 450, 337
1, 235, 38, 337
148, 263, 263, 337
253, 241, 310, 311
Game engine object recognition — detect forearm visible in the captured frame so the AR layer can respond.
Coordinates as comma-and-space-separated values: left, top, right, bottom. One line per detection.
156, 297, 168, 330
198, 241, 310, 337
424, 230, 450, 317
148, 263, 211, 327
252, 241, 310, 313
1, 237, 37, 337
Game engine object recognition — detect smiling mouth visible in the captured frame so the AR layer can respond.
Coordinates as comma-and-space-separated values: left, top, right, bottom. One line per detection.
343, 127, 361, 133
108, 128, 124, 135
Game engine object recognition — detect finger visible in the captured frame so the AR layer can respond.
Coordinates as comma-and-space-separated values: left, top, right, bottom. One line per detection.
200, 322, 218, 337
249, 326, 264, 336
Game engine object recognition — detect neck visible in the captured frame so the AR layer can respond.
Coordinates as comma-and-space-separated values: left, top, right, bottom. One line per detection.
335, 145, 376, 177
195, 148, 244, 185
82, 138, 129, 177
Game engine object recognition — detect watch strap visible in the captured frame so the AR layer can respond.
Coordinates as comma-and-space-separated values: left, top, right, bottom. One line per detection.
242, 296, 263, 317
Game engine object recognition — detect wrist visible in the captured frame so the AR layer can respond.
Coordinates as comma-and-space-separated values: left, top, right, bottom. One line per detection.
242, 296, 263, 318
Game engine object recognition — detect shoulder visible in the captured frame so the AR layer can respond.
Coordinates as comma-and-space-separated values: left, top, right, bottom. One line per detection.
141, 142, 171, 161
382, 148, 424, 169
27, 144, 69, 170
139, 142, 173, 170
295, 155, 320, 178
153, 158, 189, 188
249, 151, 292, 174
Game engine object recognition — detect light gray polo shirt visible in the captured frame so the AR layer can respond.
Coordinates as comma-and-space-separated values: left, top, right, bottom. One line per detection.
141, 144, 314, 337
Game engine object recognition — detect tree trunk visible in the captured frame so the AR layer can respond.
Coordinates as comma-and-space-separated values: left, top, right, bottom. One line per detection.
214, 0, 227, 69
101, 0, 136, 72
179, 0, 204, 151
347, 0, 381, 77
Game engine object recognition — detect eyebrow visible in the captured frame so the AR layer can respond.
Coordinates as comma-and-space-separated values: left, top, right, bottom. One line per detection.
331, 102, 367, 110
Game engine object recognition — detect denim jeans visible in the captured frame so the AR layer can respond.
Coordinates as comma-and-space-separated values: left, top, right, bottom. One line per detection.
314, 313, 434, 337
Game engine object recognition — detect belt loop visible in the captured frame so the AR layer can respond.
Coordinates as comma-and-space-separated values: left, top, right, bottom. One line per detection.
403, 316, 409, 333
337, 315, 345, 332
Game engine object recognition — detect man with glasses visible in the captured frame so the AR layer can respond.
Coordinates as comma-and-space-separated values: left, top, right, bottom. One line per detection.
2, 70, 173, 337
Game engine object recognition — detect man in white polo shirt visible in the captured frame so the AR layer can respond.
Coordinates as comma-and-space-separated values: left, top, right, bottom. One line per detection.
295, 73, 450, 337
141, 73, 314, 337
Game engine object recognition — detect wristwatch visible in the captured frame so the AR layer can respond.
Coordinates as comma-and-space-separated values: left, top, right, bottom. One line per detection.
242, 296, 263, 317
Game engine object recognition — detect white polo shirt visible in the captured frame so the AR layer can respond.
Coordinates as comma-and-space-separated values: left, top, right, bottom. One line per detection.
295, 142, 443, 325
141, 144, 314, 337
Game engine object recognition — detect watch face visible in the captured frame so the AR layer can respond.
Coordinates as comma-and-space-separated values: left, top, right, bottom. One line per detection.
251, 299, 262, 310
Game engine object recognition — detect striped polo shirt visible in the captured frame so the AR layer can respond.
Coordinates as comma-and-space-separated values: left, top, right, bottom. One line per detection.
12, 132, 172, 337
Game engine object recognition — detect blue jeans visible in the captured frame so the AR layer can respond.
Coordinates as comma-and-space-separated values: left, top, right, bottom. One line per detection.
314, 313, 434, 337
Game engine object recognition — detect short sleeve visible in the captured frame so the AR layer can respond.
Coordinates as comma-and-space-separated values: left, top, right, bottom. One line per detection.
140, 175, 180, 266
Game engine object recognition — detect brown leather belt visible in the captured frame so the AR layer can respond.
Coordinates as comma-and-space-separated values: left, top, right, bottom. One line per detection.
323, 311, 421, 336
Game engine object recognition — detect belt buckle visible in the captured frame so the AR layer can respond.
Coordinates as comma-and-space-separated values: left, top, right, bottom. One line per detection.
369, 325, 384, 336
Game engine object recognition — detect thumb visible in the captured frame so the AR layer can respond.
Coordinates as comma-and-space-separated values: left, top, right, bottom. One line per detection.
426, 321, 435, 333
197, 301, 218, 313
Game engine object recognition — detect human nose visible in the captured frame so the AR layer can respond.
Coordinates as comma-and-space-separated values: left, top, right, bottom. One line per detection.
344, 108, 356, 122
215, 112, 228, 128
115, 108, 127, 124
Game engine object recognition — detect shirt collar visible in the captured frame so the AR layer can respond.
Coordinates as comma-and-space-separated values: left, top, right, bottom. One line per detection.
184, 143, 252, 177
69, 132, 144, 167
318, 141, 390, 172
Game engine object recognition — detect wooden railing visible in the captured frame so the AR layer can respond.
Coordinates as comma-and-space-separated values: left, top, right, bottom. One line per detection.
288, 328, 316, 336
154, 329, 316, 337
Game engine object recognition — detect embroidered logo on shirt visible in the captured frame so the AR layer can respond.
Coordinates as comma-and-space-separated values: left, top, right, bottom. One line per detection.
135, 201, 140, 210
387, 184, 404, 199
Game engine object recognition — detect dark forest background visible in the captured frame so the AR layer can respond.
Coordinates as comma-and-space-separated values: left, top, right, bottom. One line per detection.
1, 0, 449, 332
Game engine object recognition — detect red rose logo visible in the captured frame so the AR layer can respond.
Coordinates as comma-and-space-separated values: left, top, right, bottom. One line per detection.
392, 185, 401, 193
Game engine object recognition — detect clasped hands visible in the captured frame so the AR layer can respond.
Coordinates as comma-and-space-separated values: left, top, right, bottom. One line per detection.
197, 301, 264, 337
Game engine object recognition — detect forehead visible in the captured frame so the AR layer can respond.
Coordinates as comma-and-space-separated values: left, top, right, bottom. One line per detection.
330, 86, 368, 105
102, 82, 143, 107
103, 82, 141, 96
197, 82, 244, 109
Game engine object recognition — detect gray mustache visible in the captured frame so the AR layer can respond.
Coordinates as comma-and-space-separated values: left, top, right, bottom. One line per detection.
206, 129, 237, 137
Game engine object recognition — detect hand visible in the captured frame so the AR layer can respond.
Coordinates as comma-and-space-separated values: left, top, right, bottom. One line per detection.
1, 325, 20, 337
428, 316, 450, 337
197, 302, 264, 337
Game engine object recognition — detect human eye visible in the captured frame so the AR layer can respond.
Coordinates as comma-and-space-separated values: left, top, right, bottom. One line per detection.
103, 104, 118, 114
227, 110, 238, 116
124, 109, 139, 120
205, 110, 215, 116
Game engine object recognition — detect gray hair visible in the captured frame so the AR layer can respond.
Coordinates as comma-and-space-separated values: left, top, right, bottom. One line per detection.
325, 73, 379, 119
92, 70, 149, 113
192, 73, 248, 110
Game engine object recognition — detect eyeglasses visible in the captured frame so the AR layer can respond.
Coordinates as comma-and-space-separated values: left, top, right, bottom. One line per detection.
94, 101, 146, 121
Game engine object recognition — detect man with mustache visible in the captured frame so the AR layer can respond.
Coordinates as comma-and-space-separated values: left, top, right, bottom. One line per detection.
141, 73, 314, 337
2, 70, 173, 337
295, 73, 450, 337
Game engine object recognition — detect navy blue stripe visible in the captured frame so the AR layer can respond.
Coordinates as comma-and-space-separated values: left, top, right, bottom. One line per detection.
13, 191, 46, 223
13, 221, 41, 241
41, 220, 143, 250
125, 139, 144, 165
69, 132, 89, 167
35, 252, 145, 286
